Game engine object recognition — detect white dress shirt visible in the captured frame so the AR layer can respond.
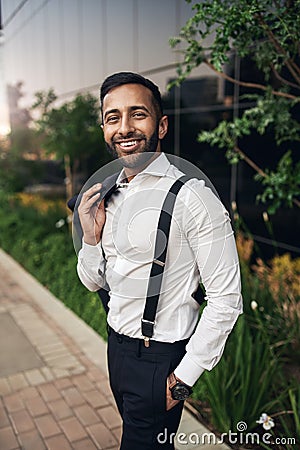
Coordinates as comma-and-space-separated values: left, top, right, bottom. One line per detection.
77, 153, 243, 386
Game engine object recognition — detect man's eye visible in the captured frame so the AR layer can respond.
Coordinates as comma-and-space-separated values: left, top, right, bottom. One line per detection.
133, 112, 146, 118
106, 116, 119, 123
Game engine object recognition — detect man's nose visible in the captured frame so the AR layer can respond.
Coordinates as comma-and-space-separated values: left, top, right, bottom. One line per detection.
118, 115, 134, 136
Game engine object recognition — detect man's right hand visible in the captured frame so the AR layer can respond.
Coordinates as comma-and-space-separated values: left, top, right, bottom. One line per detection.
78, 184, 106, 245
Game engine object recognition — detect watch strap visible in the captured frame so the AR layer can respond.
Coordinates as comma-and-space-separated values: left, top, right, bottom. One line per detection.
168, 372, 193, 400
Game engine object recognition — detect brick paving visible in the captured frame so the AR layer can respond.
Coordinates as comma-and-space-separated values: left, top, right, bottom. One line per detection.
0, 252, 120, 450
0, 249, 229, 450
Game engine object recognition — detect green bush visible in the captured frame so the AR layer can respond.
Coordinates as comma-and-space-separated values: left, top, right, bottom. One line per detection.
0, 191, 108, 340
192, 316, 281, 432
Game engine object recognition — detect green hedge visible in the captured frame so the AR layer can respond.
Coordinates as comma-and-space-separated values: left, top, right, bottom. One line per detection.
0, 192, 108, 340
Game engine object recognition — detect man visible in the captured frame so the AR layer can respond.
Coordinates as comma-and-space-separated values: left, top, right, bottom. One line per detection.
77, 72, 242, 449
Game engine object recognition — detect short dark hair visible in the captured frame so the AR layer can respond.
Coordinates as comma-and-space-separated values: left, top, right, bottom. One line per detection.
100, 72, 163, 119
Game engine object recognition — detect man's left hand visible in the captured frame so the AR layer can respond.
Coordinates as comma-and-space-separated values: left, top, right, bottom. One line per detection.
166, 374, 180, 411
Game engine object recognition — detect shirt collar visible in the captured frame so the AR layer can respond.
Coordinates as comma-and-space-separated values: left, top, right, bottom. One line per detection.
116, 152, 170, 184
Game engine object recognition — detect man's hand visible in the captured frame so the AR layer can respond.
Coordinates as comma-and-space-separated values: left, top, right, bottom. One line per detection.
78, 184, 106, 245
166, 374, 180, 411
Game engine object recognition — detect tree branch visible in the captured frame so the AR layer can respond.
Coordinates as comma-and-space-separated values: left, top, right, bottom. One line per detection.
234, 145, 300, 208
256, 12, 300, 83
270, 63, 300, 91
234, 145, 267, 178
204, 60, 298, 100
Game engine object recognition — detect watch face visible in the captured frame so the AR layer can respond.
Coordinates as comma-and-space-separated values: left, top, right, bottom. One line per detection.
171, 384, 191, 401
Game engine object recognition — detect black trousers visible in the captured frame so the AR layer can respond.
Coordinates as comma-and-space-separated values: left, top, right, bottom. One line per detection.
107, 328, 188, 450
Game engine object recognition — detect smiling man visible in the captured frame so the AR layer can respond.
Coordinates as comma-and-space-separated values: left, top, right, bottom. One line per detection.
101, 78, 168, 174
76, 72, 242, 450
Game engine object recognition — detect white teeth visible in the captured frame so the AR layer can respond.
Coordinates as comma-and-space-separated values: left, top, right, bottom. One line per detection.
119, 140, 137, 147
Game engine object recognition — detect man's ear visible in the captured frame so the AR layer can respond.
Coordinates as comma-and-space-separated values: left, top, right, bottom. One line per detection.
158, 115, 168, 139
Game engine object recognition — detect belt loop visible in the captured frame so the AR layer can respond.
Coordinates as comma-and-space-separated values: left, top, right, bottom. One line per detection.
136, 339, 142, 358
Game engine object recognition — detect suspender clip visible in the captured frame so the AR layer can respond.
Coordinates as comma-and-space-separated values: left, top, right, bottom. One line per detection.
141, 319, 154, 347
153, 259, 165, 267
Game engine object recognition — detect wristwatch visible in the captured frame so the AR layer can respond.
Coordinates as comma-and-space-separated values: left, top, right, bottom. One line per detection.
168, 373, 193, 401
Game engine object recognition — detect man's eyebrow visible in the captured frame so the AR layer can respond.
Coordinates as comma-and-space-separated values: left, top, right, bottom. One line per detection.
130, 105, 151, 114
104, 108, 119, 120
104, 105, 151, 120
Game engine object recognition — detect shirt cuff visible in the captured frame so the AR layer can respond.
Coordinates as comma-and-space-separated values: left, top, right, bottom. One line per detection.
174, 354, 205, 387
80, 240, 103, 264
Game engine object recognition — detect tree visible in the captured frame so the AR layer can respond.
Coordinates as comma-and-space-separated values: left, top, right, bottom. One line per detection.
7, 82, 31, 131
32, 90, 108, 199
6, 82, 37, 153
170, 0, 300, 213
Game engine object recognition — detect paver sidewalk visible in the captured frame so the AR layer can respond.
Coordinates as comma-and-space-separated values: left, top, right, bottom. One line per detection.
0, 249, 229, 450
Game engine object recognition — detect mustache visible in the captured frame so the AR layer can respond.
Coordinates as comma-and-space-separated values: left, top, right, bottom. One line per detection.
112, 133, 146, 142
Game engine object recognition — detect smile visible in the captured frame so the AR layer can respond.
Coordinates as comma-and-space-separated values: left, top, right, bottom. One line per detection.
119, 140, 139, 148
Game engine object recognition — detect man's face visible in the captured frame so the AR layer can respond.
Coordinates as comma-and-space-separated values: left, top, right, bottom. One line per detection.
101, 83, 168, 169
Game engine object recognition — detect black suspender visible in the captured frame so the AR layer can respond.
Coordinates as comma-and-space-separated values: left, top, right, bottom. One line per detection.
141, 175, 190, 346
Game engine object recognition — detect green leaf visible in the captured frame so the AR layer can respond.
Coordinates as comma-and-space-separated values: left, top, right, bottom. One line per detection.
170, 0, 300, 211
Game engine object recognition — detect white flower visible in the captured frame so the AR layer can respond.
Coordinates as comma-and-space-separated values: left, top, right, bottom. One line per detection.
55, 219, 65, 228
256, 413, 275, 430
251, 300, 258, 311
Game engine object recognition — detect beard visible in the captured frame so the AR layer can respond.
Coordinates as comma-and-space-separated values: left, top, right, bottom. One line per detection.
105, 126, 160, 169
